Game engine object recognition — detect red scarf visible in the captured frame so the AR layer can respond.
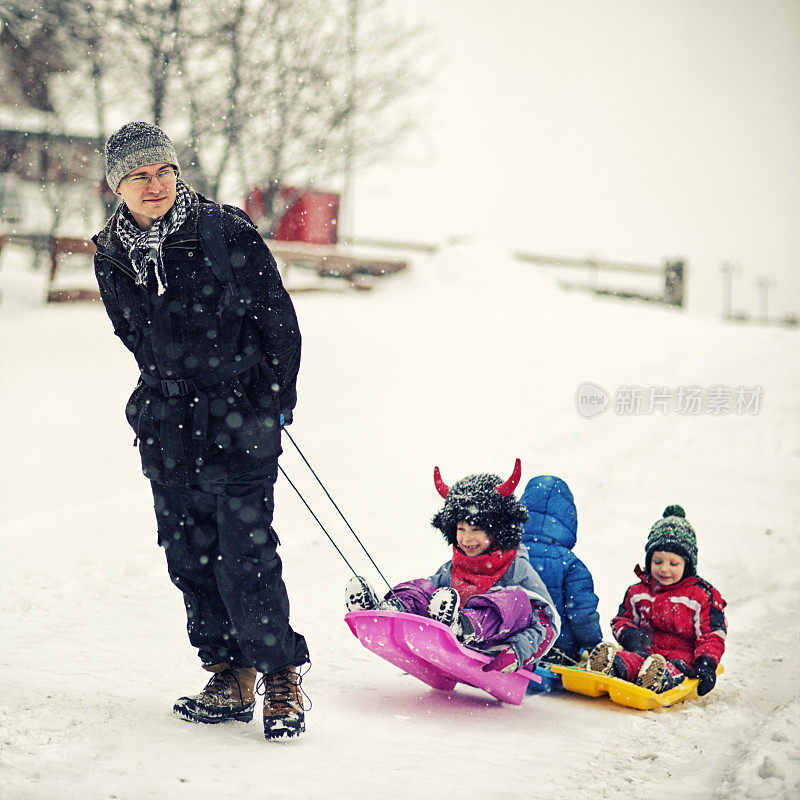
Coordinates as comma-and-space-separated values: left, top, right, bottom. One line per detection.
450, 546, 518, 605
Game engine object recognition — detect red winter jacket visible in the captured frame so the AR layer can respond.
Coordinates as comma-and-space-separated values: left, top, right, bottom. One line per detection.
611, 566, 727, 666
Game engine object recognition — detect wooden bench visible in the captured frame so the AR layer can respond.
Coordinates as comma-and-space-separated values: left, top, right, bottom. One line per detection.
267, 240, 407, 291
43, 236, 408, 301
47, 237, 100, 302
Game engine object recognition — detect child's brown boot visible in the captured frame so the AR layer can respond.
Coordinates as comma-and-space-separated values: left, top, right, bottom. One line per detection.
636, 654, 669, 692
587, 642, 617, 675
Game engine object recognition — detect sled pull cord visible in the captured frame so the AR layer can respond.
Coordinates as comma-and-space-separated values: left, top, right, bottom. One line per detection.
278, 463, 360, 577
281, 429, 395, 592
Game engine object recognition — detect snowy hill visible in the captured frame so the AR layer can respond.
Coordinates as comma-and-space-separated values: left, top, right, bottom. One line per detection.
1, 244, 798, 799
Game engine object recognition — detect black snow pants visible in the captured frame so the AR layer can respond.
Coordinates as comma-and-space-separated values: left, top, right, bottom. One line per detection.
151, 459, 309, 675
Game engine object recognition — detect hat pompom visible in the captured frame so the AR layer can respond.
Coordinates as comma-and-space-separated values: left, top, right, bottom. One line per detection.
663, 504, 685, 519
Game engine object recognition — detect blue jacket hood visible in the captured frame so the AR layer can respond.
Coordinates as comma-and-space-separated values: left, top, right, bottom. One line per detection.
519, 475, 578, 550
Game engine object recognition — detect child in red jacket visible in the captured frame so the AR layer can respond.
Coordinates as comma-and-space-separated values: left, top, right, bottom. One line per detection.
587, 505, 727, 695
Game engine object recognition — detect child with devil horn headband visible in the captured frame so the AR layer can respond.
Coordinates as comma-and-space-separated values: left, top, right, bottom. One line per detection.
345, 459, 560, 673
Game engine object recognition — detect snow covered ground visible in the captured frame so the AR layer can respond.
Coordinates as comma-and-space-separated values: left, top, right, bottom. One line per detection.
1, 243, 798, 799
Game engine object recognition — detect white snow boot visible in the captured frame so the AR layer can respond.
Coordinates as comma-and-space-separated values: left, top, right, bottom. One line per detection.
427, 588, 475, 643
428, 587, 459, 626
345, 576, 380, 611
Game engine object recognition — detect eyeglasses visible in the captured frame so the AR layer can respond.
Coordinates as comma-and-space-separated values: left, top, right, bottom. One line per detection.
122, 167, 178, 188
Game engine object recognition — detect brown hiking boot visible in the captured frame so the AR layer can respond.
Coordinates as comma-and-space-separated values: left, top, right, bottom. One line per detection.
259, 665, 306, 740
173, 664, 257, 724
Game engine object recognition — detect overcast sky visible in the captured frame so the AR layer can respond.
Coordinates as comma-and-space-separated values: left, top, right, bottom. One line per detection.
354, 0, 800, 319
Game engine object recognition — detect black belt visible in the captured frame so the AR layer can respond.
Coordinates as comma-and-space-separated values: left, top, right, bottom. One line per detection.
140, 352, 263, 454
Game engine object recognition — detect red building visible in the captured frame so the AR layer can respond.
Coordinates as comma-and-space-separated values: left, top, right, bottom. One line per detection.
245, 186, 340, 245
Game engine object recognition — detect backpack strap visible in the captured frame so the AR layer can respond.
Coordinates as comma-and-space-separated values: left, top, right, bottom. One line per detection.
198, 202, 252, 315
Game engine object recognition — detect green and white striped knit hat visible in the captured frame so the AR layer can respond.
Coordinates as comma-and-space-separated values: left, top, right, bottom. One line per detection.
645, 504, 698, 576
105, 121, 180, 192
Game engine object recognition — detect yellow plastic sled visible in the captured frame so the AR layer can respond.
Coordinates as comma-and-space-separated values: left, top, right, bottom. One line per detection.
548, 664, 724, 710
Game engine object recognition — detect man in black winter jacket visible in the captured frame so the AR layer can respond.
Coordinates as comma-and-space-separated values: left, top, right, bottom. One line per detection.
93, 121, 308, 740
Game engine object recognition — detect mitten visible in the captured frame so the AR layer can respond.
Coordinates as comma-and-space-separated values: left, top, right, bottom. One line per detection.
541, 647, 568, 666
279, 411, 292, 427
455, 612, 476, 645
481, 647, 520, 674
690, 655, 717, 696
618, 626, 652, 655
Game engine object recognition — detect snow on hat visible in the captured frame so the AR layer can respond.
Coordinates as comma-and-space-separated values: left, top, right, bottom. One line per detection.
105, 121, 180, 192
431, 459, 528, 552
645, 504, 698, 576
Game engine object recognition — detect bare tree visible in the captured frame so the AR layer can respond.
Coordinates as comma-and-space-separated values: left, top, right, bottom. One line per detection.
1, 1, 110, 238
139, 0, 432, 230
117, 0, 187, 126
0, 0, 77, 110
51, 0, 194, 135
191, 0, 432, 232
6, 0, 433, 233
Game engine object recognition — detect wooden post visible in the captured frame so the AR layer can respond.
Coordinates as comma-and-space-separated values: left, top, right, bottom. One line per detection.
664, 260, 685, 307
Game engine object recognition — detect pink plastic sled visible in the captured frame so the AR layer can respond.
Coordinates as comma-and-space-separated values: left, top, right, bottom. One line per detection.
345, 610, 541, 705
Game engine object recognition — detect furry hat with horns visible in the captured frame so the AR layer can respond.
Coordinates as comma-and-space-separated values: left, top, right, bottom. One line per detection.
431, 458, 528, 552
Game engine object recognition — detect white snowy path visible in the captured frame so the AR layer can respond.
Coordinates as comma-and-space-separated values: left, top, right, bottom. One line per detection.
1, 245, 799, 799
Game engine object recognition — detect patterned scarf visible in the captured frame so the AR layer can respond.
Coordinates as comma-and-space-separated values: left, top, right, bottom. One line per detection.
116, 179, 191, 295
450, 546, 518, 606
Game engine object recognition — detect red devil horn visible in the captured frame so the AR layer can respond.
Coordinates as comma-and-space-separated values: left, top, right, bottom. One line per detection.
433, 466, 449, 498
495, 458, 522, 497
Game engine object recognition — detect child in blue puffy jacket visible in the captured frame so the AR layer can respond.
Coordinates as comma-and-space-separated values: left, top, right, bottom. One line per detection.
519, 475, 603, 665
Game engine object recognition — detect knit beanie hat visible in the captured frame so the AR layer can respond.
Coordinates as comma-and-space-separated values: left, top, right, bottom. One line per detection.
645, 504, 698, 576
105, 121, 180, 192
431, 459, 528, 552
